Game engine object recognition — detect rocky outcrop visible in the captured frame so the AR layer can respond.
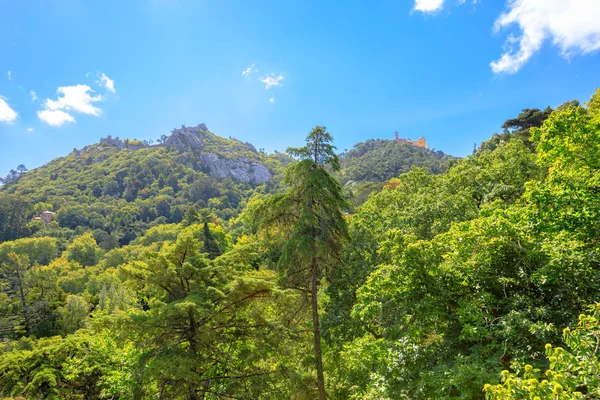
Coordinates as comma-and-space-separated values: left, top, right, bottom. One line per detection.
200, 154, 272, 184
165, 124, 209, 151
98, 123, 273, 184
91, 124, 274, 185
163, 124, 273, 184
244, 142, 258, 153
93, 154, 109, 164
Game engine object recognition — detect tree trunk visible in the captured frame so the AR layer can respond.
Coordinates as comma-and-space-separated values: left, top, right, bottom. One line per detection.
15, 268, 31, 337
311, 256, 326, 400
187, 390, 200, 400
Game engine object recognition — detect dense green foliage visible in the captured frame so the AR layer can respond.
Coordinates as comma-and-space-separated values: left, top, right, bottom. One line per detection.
0, 194, 33, 243
337, 138, 455, 207
484, 304, 600, 399
0, 129, 290, 248
1, 90, 600, 399
475, 107, 554, 154
322, 90, 600, 399
475, 100, 579, 156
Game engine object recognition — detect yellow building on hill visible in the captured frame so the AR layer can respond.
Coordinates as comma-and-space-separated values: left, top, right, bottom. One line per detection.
394, 132, 428, 149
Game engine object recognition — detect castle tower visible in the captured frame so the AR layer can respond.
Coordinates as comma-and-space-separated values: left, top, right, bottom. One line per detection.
394, 132, 408, 144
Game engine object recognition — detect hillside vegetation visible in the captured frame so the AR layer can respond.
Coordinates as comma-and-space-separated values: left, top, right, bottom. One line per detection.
337, 139, 455, 206
0, 125, 291, 247
0, 89, 599, 399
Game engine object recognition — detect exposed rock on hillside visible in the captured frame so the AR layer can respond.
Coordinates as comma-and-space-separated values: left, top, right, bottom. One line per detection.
165, 124, 273, 184
68, 124, 274, 185
165, 124, 208, 151
200, 154, 272, 184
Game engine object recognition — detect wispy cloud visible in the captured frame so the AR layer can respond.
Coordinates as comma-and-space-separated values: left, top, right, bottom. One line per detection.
38, 84, 104, 126
260, 74, 284, 89
414, 0, 446, 12
242, 63, 284, 102
27, 127, 34, 133
29, 90, 38, 102
491, 0, 600, 74
0, 97, 18, 123
413, 0, 477, 13
7, 71, 12, 81
97, 72, 116, 93
242, 63, 257, 78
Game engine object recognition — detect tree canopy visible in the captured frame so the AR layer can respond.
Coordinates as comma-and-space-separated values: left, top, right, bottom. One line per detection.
1, 90, 600, 399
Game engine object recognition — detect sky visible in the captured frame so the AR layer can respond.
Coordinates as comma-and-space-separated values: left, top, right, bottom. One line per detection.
1, 0, 600, 176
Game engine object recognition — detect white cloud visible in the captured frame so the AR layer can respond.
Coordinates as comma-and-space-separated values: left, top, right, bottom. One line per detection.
29, 90, 38, 101
0, 97, 18, 123
260, 74, 284, 89
27, 127, 34, 132
38, 84, 105, 126
242, 63, 257, 78
7, 71, 12, 81
491, 0, 600, 74
98, 73, 116, 93
269, 96, 276, 103
414, 0, 446, 12
37, 110, 76, 126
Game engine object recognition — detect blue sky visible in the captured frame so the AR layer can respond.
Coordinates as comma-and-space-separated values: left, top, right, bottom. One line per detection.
1, 0, 599, 176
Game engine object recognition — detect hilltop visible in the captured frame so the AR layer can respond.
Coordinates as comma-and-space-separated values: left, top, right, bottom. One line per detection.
96, 124, 278, 184
336, 137, 455, 206
0, 124, 293, 245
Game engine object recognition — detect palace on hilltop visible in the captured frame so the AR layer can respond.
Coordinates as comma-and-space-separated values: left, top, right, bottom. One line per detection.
395, 132, 428, 149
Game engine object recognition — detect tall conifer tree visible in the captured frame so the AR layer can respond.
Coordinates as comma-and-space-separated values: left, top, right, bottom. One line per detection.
201, 221, 221, 260
258, 126, 349, 399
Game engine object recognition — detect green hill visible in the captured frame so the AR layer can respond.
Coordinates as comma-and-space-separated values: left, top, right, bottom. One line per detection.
0, 124, 291, 245
336, 138, 455, 206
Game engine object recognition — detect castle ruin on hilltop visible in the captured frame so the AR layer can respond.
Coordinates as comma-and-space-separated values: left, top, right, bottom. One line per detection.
100, 135, 146, 150
395, 132, 428, 149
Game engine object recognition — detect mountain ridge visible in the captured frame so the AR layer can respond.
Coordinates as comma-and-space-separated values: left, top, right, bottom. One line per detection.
0, 125, 454, 244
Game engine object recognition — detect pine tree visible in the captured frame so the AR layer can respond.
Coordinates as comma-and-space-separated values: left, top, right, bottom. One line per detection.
201, 221, 221, 260
16, 164, 28, 176
183, 205, 200, 226
0, 252, 32, 336
258, 126, 349, 399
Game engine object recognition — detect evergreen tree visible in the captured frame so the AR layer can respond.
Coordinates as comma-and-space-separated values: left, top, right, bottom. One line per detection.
258, 126, 349, 399
183, 205, 200, 226
201, 221, 221, 259
16, 164, 28, 176
0, 194, 33, 242
121, 230, 293, 398
0, 252, 31, 336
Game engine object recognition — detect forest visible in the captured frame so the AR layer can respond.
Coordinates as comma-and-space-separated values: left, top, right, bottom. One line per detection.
0, 89, 599, 399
